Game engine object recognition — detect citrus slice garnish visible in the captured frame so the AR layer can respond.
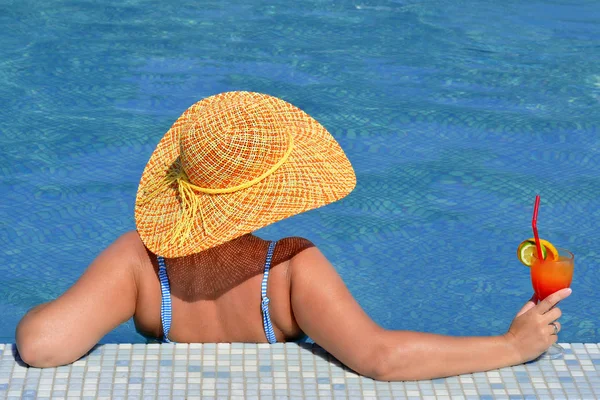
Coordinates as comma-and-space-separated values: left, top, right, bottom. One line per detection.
517, 240, 547, 267
526, 238, 559, 261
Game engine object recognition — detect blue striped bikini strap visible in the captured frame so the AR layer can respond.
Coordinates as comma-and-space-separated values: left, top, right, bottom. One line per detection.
156, 255, 173, 343
157, 241, 277, 344
261, 241, 277, 344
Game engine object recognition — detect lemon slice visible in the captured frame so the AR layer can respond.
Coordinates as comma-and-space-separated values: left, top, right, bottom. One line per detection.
526, 238, 559, 261
517, 240, 547, 267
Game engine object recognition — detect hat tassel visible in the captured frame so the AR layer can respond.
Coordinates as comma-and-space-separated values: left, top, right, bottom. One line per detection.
139, 160, 208, 247
169, 175, 208, 247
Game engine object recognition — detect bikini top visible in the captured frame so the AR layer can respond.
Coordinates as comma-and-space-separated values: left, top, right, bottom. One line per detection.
156, 241, 277, 344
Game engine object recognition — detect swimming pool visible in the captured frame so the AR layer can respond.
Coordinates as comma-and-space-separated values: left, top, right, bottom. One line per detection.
1, 0, 598, 344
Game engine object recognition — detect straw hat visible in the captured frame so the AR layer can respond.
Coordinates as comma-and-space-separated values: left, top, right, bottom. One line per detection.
134, 91, 356, 257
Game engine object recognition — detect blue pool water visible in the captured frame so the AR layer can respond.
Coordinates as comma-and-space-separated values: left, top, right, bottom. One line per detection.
1, 0, 599, 344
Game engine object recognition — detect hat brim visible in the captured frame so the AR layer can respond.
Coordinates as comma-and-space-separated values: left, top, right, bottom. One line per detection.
135, 92, 356, 258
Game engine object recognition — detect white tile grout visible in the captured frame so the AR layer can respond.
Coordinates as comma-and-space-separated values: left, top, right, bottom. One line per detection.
0, 343, 598, 399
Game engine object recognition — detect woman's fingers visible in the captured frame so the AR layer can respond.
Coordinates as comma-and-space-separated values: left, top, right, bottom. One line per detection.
536, 288, 572, 315
506, 289, 571, 363
543, 306, 562, 323
516, 293, 538, 317
548, 321, 561, 335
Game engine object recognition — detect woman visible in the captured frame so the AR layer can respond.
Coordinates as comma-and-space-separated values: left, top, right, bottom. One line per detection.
16, 91, 570, 380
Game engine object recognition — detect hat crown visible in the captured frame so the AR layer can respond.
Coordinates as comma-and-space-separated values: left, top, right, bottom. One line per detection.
179, 95, 290, 191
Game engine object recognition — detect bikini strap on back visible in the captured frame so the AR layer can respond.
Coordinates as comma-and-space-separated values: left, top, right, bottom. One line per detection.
261, 241, 277, 344
157, 255, 173, 343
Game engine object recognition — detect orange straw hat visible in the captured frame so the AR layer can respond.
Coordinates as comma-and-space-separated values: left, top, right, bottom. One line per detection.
135, 91, 356, 257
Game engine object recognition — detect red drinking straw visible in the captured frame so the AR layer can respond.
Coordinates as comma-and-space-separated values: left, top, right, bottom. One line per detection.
531, 195, 544, 260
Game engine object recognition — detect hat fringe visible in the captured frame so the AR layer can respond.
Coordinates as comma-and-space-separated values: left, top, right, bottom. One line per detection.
170, 173, 207, 246
138, 158, 208, 246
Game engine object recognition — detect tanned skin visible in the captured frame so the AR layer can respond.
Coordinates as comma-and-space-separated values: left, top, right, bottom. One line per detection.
16, 231, 570, 380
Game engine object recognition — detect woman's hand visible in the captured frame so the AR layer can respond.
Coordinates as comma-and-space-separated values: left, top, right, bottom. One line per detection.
504, 288, 572, 363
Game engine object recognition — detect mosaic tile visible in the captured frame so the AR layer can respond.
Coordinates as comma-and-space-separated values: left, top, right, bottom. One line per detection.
1, 343, 600, 398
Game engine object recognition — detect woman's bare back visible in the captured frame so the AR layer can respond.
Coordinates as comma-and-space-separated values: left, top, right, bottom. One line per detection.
16, 230, 570, 380
132, 232, 314, 343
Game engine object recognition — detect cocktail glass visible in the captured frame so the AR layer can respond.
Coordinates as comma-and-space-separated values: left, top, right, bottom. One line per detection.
530, 248, 574, 360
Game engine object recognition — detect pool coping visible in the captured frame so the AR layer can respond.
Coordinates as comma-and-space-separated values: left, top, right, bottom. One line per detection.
1, 342, 599, 399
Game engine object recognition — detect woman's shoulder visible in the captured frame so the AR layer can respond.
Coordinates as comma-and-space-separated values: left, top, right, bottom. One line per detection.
107, 231, 153, 275
111, 230, 148, 259
271, 236, 316, 267
275, 236, 315, 249
115, 230, 145, 246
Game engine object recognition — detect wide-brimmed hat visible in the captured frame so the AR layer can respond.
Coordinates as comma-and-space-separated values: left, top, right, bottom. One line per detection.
135, 91, 356, 258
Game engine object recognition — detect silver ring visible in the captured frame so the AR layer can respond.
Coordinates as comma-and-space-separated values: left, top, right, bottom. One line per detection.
550, 322, 558, 335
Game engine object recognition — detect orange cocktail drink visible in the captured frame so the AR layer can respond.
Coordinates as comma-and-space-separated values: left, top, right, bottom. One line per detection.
531, 248, 574, 301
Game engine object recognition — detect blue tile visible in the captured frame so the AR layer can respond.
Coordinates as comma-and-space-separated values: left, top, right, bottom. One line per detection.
333, 384, 345, 390
159, 360, 172, 366
559, 377, 573, 383
592, 359, 600, 365
509, 396, 524, 400
203, 372, 215, 378
479, 396, 494, 400
0, 384, 7, 391
129, 377, 142, 384
259, 365, 272, 372
317, 377, 330, 384
188, 365, 201, 372
217, 372, 230, 379
432, 378, 446, 384
116, 360, 129, 366
523, 395, 538, 400
90, 347, 103, 355
23, 390, 37, 397
517, 377, 531, 383
491, 383, 504, 389
566, 360, 579, 366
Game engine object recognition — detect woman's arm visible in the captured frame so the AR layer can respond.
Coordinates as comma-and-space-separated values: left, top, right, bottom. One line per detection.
16, 231, 142, 367
289, 247, 570, 381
